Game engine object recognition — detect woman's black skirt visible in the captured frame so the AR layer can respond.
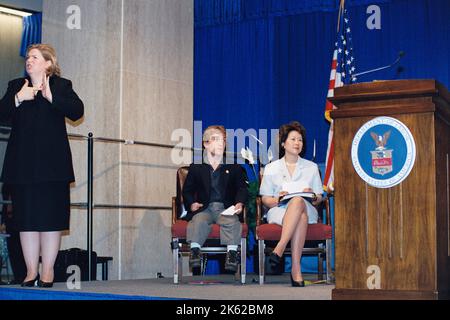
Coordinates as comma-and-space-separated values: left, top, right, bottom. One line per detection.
10, 182, 70, 232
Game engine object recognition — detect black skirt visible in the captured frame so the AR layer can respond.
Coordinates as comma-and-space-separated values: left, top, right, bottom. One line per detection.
10, 182, 71, 232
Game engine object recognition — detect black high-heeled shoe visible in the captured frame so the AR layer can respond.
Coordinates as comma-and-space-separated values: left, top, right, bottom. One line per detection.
21, 275, 39, 287
266, 252, 282, 275
37, 280, 54, 288
290, 274, 305, 287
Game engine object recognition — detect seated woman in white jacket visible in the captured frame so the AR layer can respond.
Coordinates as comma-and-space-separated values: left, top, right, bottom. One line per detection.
259, 121, 323, 287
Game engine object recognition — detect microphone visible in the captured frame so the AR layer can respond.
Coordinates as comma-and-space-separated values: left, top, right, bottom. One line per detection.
396, 66, 404, 76
351, 51, 405, 81
311, 139, 316, 162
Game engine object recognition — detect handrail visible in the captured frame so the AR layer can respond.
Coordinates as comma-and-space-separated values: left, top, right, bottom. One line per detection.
71, 203, 171, 210
68, 133, 88, 140
93, 136, 190, 150
0, 200, 170, 211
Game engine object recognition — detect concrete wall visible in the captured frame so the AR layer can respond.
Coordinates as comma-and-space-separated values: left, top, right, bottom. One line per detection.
42, 0, 193, 280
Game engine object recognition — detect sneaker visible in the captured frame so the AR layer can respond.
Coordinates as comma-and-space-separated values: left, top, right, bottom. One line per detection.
189, 247, 201, 268
224, 250, 239, 272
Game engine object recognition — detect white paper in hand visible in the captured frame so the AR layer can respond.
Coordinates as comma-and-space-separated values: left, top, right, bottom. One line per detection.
179, 206, 188, 219
221, 205, 239, 216
282, 181, 309, 193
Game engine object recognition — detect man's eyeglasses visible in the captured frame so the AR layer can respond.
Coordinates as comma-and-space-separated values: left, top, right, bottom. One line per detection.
208, 136, 226, 143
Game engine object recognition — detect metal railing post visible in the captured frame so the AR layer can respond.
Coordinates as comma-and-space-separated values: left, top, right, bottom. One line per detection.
87, 132, 94, 281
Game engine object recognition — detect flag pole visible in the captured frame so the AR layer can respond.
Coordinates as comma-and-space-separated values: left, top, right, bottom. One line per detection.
325, 0, 349, 192
337, 0, 345, 32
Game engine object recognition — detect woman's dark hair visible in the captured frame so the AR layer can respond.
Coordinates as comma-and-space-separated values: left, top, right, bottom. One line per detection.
279, 121, 307, 158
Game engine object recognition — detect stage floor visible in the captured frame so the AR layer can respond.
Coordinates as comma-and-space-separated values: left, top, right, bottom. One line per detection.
0, 274, 334, 300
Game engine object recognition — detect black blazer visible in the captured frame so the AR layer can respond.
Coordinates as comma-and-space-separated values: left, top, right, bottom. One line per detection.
0, 76, 84, 184
182, 163, 248, 221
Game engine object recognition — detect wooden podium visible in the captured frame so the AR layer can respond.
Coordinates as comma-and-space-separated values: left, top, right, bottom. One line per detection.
329, 80, 450, 300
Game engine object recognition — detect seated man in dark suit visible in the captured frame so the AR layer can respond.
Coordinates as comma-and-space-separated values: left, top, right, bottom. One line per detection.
182, 125, 248, 272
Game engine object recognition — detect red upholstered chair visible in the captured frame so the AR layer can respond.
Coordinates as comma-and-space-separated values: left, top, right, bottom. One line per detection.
171, 166, 248, 284
255, 195, 333, 284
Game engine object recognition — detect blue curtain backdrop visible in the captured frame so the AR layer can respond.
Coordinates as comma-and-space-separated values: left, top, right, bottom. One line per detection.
20, 13, 42, 57
194, 0, 450, 275
195, 0, 450, 163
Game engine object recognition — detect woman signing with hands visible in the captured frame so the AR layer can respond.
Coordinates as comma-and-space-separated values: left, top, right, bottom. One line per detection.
0, 44, 84, 287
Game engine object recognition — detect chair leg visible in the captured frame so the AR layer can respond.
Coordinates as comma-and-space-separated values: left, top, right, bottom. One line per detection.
172, 238, 180, 284
201, 255, 208, 276
258, 239, 265, 285
240, 237, 246, 284
317, 252, 324, 281
325, 239, 333, 284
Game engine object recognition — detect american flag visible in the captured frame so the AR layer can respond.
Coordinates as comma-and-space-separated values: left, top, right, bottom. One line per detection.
323, 3, 356, 192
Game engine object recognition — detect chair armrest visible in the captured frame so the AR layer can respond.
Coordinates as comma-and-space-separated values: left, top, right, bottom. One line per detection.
256, 196, 263, 226
323, 195, 332, 226
242, 205, 247, 223
172, 196, 177, 225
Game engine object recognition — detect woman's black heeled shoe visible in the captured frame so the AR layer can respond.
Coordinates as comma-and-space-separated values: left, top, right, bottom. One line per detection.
21, 275, 39, 287
37, 280, 54, 288
290, 274, 305, 287
266, 252, 282, 275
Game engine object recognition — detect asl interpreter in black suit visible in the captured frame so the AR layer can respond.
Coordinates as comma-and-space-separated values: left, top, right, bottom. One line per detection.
182, 125, 248, 272
0, 44, 84, 288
